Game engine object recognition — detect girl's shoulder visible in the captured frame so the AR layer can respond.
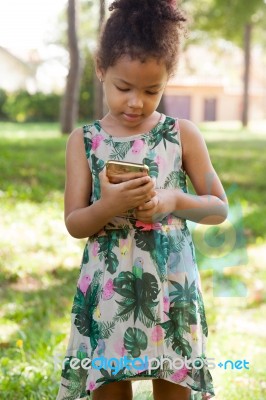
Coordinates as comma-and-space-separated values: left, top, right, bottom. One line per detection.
67, 127, 84, 143
65, 127, 85, 157
177, 118, 208, 160
178, 119, 209, 168
178, 118, 200, 135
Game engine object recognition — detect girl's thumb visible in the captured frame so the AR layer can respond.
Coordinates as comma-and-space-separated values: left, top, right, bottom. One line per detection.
99, 167, 108, 183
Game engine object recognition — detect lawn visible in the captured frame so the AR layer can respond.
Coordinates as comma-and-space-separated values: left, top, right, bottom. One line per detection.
0, 121, 265, 399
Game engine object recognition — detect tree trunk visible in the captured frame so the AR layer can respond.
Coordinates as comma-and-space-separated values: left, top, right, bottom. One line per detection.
93, 0, 106, 120
60, 0, 81, 134
241, 23, 252, 128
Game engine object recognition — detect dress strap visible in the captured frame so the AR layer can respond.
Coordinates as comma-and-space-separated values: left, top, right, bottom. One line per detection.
174, 118, 180, 131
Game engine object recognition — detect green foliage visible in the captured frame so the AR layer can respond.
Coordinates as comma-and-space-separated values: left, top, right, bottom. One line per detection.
184, 0, 266, 45
3, 91, 62, 122
79, 50, 94, 121
0, 88, 8, 120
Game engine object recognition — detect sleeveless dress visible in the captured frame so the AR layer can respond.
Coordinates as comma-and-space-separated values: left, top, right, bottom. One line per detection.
56, 114, 215, 400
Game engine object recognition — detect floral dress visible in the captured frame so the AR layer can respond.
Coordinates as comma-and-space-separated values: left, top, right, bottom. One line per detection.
56, 114, 215, 400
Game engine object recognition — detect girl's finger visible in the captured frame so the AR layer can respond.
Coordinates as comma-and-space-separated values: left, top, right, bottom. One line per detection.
122, 175, 151, 189
99, 167, 109, 183
116, 171, 146, 182
137, 200, 154, 211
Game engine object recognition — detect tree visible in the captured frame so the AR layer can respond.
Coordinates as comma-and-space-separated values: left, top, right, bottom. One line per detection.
184, 0, 266, 127
93, 0, 106, 120
60, 0, 81, 134
79, 49, 94, 121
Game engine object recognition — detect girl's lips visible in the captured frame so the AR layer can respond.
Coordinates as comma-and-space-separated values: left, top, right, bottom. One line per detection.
123, 113, 142, 121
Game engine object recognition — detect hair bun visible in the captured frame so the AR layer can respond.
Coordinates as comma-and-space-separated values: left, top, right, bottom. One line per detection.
110, 0, 151, 13
109, 0, 185, 23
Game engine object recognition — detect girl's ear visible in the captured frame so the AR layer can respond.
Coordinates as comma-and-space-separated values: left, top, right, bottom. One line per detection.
95, 59, 105, 82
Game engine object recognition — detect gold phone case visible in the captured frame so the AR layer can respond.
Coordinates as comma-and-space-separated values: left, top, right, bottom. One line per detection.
106, 160, 149, 178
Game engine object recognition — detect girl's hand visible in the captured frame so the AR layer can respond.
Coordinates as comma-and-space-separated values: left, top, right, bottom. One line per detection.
135, 190, 167, 223
99, 168, 156, 216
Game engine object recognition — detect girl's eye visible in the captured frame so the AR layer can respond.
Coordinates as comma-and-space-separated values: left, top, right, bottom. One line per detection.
146, 91, 159, 95
116, 86, 130, 92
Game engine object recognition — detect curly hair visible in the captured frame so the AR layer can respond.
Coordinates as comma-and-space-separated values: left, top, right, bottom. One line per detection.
96, 0, 187, 76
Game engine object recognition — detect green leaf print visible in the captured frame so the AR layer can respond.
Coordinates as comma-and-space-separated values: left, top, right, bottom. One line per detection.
142, 272, 161, 301
94, 120, 101, 132
169, 277, 197, 304
91, 154, 105, 200
178, 169, 188, 193
113, 262, 160, 328
114, 271, 136, 298
106, 251, 119, 274
98, 321, 116, 340
164, 171, 180, 188
160, 278, 200, 358
147, 118, 179, 149
72, 270, 102, 353
96, 366, 127, 384
82, 243, 89, 264
197, 290, 208, 337
110, 141, 132, 160
164, 170, 188, 193
169, 277, 198, 327
83, 124, 93, 158
75, 311, 99, 348
159, 357, 174, 378
124, 327, 148, 358
97, 234, 119, 274
91, 154, 105, 174
71, 287, 85, 314
61, 356, 88, 400
172, 335, 192, 358
134, 229, 170, 282
142, 158, 159, 178
168, 234, 185, 253
134, 229, 155, 252
189, 241, 197, 264
84, 137, 92, 159
187, 355, 214, 394
160, 307, 192, 359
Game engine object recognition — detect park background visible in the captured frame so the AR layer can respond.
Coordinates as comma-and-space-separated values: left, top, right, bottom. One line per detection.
0, 1, 266, 399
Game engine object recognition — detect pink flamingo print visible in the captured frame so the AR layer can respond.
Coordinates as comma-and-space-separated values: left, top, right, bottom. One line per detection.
78, 274, 92, 295
91, 134, 104, 150
131, 139, 144, 154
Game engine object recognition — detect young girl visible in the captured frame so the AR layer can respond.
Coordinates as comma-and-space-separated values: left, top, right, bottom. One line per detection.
57, 1, 228, 399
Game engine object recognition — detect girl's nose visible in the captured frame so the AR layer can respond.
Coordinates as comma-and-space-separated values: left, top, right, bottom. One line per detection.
128, 92, 143, 109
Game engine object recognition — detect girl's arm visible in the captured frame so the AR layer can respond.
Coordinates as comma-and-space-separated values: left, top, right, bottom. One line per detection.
135, 119, 228, 225
64, 129, 156, 238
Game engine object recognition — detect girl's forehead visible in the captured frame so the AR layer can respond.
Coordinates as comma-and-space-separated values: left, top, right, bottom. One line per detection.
107, 56, 168, 83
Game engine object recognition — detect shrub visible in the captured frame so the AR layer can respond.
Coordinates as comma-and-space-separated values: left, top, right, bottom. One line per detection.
79, 50, 94, 121
0, 89, 8, 120
3, 91, 62, 122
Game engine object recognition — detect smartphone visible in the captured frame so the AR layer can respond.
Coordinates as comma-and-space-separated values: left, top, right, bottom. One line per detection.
106, 160, 149, 183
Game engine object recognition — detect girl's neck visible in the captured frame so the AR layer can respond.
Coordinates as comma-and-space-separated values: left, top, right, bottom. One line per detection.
99, 111, 162, 138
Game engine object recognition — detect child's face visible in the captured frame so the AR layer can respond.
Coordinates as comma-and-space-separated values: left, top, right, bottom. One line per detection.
98, 56, 168, 131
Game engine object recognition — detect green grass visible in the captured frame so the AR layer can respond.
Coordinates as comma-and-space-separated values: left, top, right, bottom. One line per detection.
0, 121, 266, 399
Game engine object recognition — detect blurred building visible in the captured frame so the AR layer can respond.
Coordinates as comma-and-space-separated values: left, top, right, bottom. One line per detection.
0, 46, 37, 92
0, 45, 67, 94
164, 43, 266, 123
